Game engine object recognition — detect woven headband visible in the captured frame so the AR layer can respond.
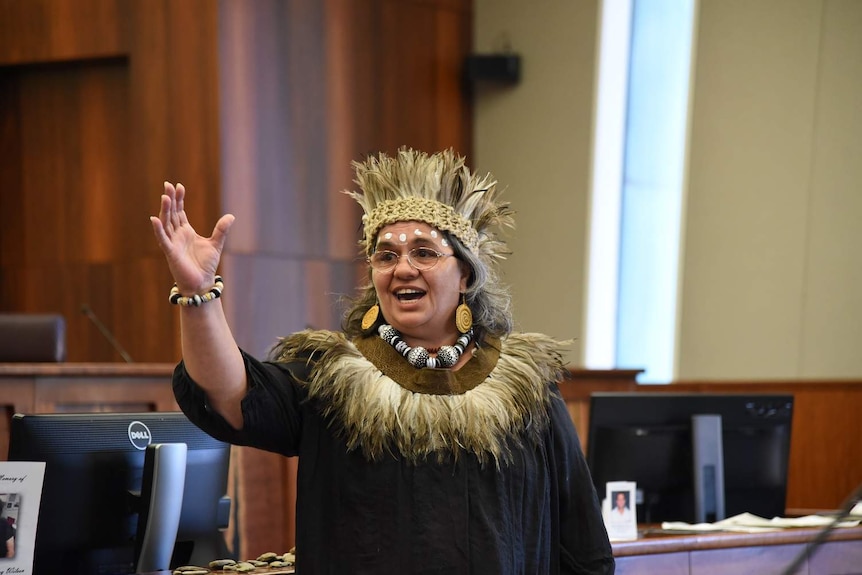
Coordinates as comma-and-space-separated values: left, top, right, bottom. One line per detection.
363, 197, 479, 255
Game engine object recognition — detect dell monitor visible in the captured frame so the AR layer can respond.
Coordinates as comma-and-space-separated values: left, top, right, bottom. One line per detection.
7, 411, 232, 575
586, 393, 793, 524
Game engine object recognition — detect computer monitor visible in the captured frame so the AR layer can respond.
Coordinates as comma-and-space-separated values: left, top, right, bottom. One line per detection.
7, 411, 232, 575
586, 393, 793, 524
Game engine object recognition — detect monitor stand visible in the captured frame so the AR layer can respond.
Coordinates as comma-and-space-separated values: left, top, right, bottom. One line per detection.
692, 414, 726, 523
134, 443, 187, 573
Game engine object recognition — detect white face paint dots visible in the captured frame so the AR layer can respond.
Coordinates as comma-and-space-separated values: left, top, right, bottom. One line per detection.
378, 225, 447, 249
414, 228, 448, 246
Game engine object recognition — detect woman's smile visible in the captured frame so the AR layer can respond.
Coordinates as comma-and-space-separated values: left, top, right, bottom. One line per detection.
394, 288, 426, 302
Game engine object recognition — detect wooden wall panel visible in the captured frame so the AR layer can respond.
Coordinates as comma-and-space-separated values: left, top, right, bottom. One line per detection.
122, 0, 221, 364
2, 0, 474, 559
0, 0, 221, 363
614, 552, 689, 575
0, 70, 24, 286
215, 0, 475, 554
0, 378, 37, 458
0, 0, 127, 65
377, 0, 472, 155
434, 4, 474, 153
12, 61, 129, 265
0, 0, 471, 365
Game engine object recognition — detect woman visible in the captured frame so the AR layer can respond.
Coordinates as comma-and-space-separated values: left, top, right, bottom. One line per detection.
151, 148, 614, 574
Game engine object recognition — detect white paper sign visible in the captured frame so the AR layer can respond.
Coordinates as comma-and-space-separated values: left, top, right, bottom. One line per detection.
603, 480, 638, 541
0, 462, 46, 574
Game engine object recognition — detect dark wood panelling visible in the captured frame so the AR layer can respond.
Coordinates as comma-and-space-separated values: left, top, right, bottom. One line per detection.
0, 69, 24, 276
1, 0, 470, 364
0, 363, 177, 455
0, 0, 127, 65
613, 526, 862, 575
0, 0, 221, 363
11, 60, 129, 265
2, 0, 474, 558
376, 0, 472, 155
215, 0, 473, 553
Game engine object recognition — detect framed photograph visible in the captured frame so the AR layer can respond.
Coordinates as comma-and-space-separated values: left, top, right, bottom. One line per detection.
0, 462, 46, 573
603, 480, 638, 541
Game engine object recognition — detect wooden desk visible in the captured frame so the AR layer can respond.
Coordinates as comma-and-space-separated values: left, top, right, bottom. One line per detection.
613, 525, 862, 575
144, 569, 293, 575
140, 528, 862, 575
0, 362, 290, 562
8, 364, 860, 561
0, 362, 178, 456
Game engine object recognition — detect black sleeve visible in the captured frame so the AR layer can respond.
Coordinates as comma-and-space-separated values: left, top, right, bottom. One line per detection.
172, 348, 308, 457
548, 382, 616, 575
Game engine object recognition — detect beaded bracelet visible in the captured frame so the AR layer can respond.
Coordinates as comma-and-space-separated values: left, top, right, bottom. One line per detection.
169, 276, 224, 307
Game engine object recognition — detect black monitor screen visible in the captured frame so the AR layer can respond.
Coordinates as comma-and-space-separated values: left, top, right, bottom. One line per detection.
7, 411, 231, 575
586, 393, 793, 524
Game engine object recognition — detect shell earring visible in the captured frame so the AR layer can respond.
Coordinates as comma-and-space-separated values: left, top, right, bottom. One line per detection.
361, 303, 380, 332
455, 294, 473, 334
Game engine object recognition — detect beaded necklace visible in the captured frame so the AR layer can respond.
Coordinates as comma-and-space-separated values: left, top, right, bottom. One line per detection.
378, 324, 473, 369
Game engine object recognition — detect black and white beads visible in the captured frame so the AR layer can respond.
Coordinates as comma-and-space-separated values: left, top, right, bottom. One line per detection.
378, 324, 473, 369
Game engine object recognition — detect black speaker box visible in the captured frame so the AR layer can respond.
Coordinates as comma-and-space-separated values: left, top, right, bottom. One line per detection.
464, 54, 521, 85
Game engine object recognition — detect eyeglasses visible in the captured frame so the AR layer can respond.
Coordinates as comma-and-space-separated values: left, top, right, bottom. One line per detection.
367, 247, 455, 272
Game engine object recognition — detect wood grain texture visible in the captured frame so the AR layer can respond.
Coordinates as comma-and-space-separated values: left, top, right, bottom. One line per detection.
1, 0, 473, 556
0, 0, 127, 65
216, 0, 473, 551
0, 363, 176, 458
614, 552, 689, 575
0, 0, 221, 363
613, 525, 862, 575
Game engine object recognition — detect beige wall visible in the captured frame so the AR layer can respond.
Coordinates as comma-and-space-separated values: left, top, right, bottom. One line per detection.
475, 0, 862, 379
473, 0, 599, 361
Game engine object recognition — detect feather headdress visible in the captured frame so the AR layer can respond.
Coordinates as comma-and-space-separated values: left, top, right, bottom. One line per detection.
345, 148, 514, 261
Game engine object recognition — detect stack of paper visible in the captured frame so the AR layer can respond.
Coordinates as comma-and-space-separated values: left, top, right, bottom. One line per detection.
662, 512, 861, 533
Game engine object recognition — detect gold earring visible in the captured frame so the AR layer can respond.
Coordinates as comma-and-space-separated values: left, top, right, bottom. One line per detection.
361, 303, 380, 331
455, 294, 472, 334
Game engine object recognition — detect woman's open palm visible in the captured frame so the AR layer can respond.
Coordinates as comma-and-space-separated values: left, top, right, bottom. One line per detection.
150, 182, 235, 293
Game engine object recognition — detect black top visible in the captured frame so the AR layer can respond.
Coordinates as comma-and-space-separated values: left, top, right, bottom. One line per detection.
173, 335, 614, 574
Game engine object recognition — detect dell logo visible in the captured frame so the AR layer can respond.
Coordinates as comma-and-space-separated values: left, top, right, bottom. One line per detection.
128, 421, 153, 450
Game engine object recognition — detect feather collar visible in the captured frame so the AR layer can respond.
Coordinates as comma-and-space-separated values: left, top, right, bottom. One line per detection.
271, 330, 566, 466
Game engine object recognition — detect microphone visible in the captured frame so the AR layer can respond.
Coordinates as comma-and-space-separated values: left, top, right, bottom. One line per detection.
80, 303, 134, 363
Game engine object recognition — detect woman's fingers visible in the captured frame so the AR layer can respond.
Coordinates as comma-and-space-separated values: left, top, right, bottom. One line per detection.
160, 182, 193, 232
150, 200, 180, 256
161, 182, 177, 232
155, 180, 235, 253
169, 183, 183, 229
159, 193, 171, 228
153, 182, 236, 291
149, 215, 167, 248
175, 183, 188, 226
211, 214, 236, 249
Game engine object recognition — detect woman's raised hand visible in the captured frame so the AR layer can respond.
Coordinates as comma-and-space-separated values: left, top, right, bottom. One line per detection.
150, 182, 235, 294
